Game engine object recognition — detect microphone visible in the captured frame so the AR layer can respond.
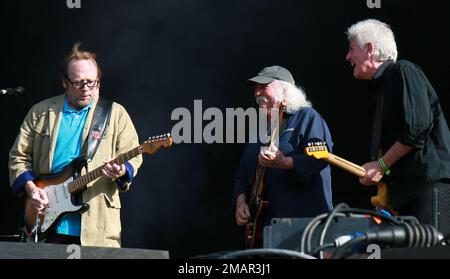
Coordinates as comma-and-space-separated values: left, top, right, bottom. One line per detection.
0, 86, 24, 96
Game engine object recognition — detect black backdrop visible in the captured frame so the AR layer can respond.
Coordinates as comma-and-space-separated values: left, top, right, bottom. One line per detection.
1, 0, 449, 258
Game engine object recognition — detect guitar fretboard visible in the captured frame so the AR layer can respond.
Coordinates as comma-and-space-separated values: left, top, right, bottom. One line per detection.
68, 145, 143, 194
325, 153, 366, 178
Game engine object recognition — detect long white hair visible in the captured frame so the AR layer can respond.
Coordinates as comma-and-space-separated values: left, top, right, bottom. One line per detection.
279, 80, 311, 114
346, 19, 398, 61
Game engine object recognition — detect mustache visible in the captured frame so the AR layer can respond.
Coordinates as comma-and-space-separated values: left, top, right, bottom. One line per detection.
256, 96, 270, 104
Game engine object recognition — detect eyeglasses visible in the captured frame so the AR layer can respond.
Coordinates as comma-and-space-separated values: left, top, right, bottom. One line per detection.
65, 77, 100, 89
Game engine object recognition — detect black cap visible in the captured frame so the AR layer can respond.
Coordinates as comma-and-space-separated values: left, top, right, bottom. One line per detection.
247, 65, 295, 86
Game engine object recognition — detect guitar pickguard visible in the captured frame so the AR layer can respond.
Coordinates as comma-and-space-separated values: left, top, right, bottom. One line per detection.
40, 177, 82, 233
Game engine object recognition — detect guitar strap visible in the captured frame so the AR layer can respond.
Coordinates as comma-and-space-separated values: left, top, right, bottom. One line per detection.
370, 90, 384, 161
81, 98, 113, 162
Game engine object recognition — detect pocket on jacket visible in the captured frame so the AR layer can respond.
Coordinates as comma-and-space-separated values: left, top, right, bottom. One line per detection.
103, 193, 121, 241
32, 118, 51, 161
104, 192, 121, 209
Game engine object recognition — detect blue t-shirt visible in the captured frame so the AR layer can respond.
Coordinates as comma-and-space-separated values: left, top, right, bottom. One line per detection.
52, 98, 92, 236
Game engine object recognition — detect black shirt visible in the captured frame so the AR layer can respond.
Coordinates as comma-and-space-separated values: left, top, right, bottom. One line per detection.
372, 60, 450, 208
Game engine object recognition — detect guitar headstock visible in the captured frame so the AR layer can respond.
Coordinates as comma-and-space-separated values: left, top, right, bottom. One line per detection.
141, 133, 173, 155
304, 141, 329, 159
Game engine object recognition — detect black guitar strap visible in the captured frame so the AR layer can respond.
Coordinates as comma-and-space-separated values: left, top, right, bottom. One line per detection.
82, 98, 113, 162
370, 90, 384, 161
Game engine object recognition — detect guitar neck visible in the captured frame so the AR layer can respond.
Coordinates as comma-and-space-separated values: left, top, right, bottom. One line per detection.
324, 153, 366, 178
249, 164, 266, 205
248, 105, 285, 208
68, 145, 143, 194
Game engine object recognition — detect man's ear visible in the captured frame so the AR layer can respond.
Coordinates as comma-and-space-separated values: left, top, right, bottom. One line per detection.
366, 42, 376, 57
62, 79, 68, 90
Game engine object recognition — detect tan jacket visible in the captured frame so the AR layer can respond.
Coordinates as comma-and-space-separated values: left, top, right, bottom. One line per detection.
9, 94, 142, 247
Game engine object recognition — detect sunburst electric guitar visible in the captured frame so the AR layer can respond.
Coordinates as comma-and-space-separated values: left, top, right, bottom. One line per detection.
305, 142, 397, 215
24, 134, 173, 238
245, 103, 286, 248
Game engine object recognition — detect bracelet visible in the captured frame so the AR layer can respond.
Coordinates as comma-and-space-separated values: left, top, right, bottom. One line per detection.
378, 157, 391, 176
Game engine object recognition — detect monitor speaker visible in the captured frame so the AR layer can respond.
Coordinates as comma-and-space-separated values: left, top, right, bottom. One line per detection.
433, 183, 450, 235
0, 241, 169, 259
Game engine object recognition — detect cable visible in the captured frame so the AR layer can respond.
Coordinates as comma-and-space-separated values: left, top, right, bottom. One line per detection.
300, 204, 405, 256
301, 212, 348, 254
306, 213, 348, 254
311, 243, 336, 256
339, 208, 403, 225
300, 212, 329, 253
318, 203, 350, 258
306, 216, 327, 254
331, 235, 368, 259
331, 223, 443, 259
219, 248, 317, 259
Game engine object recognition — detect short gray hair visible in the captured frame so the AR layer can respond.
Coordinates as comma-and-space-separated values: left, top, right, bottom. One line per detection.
346, 19, 398, 61
279, 81, 311, 114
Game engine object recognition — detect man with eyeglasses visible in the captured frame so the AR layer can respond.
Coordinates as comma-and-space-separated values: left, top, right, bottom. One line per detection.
8, 42, 142, 247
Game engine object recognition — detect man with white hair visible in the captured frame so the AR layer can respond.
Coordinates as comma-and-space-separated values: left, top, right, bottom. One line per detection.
345, 19, 450, 230
233, 65, 333, 246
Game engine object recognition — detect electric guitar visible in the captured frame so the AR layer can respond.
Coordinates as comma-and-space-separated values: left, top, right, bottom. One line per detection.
245, 103, 286, 248
304, 141, 397, 215
24, 134, 173, 238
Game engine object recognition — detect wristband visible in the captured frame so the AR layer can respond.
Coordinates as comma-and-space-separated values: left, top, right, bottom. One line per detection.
378, 157, 391, 176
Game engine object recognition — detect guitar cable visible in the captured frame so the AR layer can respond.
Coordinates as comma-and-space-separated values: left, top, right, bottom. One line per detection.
300, 203, 405, 257
25, 213, 41, 243
34, 213, 40, 243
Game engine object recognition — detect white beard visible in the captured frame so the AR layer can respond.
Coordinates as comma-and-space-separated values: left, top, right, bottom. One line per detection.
256, 96, 270, 105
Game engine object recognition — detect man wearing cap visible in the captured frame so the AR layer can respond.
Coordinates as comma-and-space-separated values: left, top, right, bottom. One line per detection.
233, 66, 333, 239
